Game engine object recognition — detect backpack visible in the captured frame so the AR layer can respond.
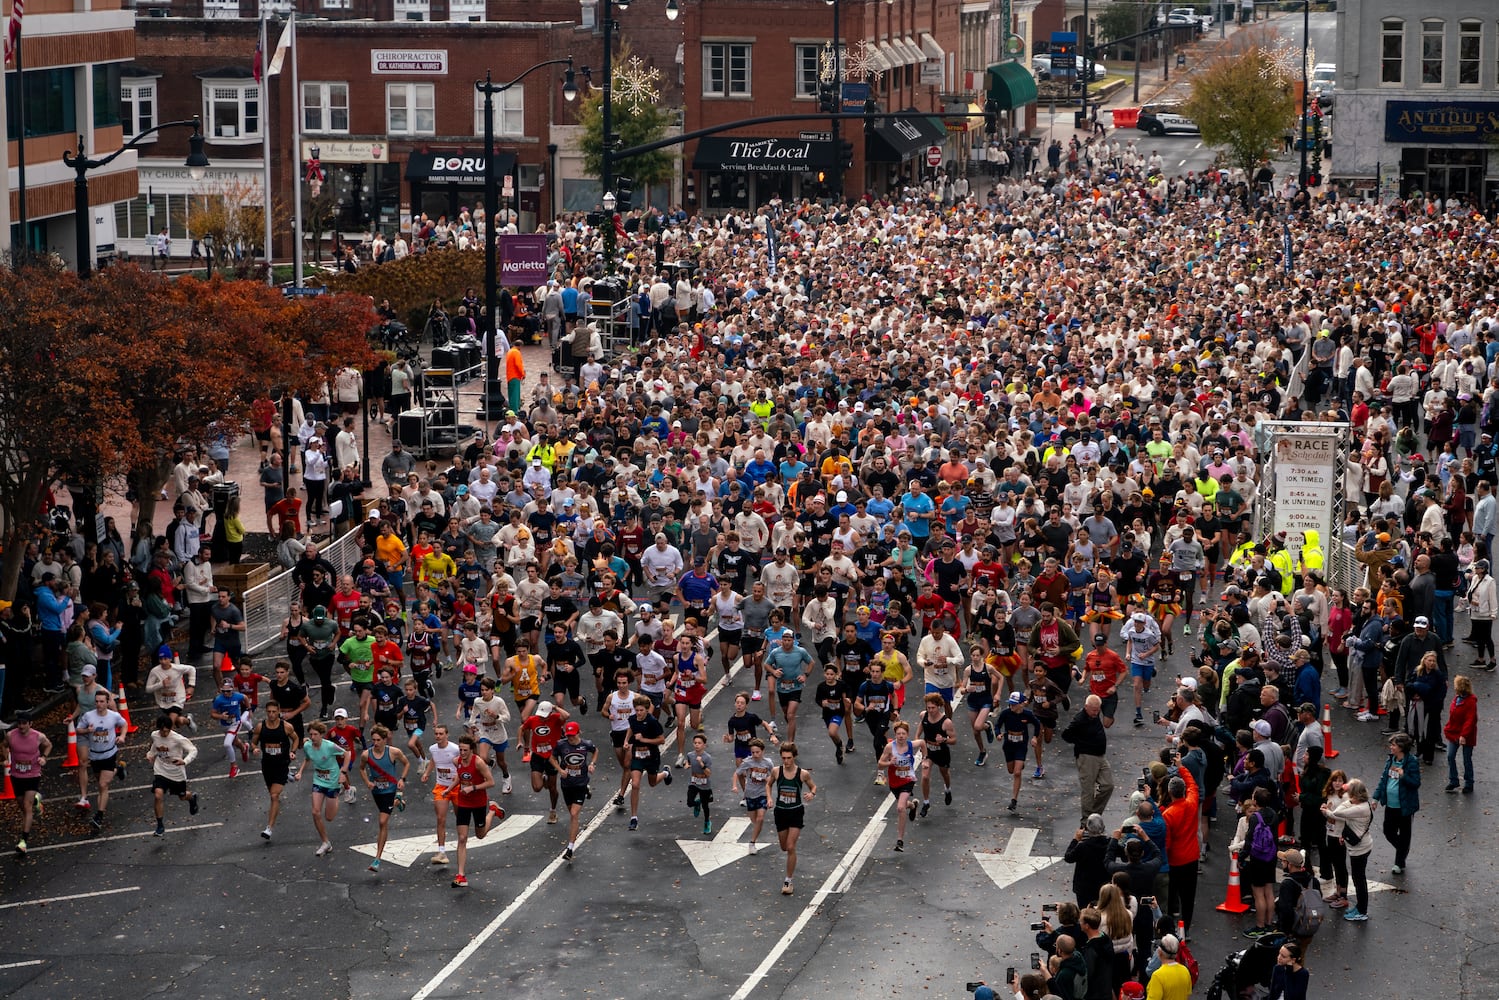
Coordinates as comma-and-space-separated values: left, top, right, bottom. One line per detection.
1249, 813, 1277, 862
1292, 878, 1326, 936
1176, 939, 1201, 986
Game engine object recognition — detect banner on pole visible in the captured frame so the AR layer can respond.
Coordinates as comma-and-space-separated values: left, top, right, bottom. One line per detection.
499, 234, 548, 285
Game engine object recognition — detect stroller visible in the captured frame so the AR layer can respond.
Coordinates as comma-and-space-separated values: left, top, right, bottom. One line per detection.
377, 319, 420, 361
1204, 932, 1286, 1000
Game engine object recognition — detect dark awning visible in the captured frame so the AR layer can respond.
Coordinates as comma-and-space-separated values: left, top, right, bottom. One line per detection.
865, 108, 948, 162
404, 151, 516, 186
691, 136, 835, 173
987, 61, 1038, 111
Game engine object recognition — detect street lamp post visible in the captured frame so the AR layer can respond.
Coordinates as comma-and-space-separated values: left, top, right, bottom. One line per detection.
202, 233, 215, 279
476, 58, 576, 420
1298, 0, 1310, 191
824, 0, 842, 202
63, 117, 209, 279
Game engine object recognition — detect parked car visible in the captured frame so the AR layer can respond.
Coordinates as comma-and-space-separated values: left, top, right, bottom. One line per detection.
1031, 54, 1108, 81
1167, 7, 1213, 30
1136, 103, 1201, 136
1310, 62, 1336, 111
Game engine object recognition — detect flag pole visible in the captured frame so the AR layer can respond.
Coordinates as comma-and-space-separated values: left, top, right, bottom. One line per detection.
260, 12, 273, 285
290, 12, 304, 288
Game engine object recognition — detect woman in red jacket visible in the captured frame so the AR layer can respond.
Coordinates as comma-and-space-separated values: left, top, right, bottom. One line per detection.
1443, 674, 1478, 793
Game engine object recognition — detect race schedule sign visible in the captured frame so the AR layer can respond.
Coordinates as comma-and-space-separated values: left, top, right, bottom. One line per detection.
1272, 433, 1338, 542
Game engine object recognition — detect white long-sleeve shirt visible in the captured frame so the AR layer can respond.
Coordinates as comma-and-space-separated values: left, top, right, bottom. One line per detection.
146, 729, 198, 782
916, 633, 964, 689
146, 662, 197, 710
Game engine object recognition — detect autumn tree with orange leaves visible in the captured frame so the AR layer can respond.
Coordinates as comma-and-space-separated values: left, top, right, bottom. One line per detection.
0, 260, 374, 600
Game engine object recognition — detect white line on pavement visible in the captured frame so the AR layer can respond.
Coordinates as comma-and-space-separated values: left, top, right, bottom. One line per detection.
412, 627, 736, 1000
41, 769, 262, 804
730, 795, 894, 1000
0, 823, 224, 859
0, 961, 45, 971
0, 886, 141, 911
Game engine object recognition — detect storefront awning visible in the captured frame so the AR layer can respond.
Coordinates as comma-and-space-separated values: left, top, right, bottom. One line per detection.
691, 136, 835, 174
866, 45, 890, 73
866, 107, 948, 162
878, 40, 902, 69
900, 37, 924, 65
920, 32, 944, 61
987, 60, 1038, 111
404, 150, 516, 186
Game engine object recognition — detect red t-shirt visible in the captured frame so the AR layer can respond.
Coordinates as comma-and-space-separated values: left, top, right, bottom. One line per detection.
230, 671, 267, 707
327, 723, 363, 758
521, 715, 564, 758
330, 590, 362, 631
370, 640, 404, 679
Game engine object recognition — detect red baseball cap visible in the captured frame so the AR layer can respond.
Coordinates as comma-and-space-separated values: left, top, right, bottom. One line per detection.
563, 721, 581, 735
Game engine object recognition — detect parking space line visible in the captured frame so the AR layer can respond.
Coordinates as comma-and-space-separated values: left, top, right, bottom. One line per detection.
0, 822, 224, 858
730, 795, 894, 1000
0, 886, 141, 911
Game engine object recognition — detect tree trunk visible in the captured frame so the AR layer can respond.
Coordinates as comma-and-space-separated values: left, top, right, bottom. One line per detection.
131, 457, 175, 545
0, 470, 51, 601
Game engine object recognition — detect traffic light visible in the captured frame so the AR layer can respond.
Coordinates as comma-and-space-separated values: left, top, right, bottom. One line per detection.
984, 98, 999, 136
864, 95, 877, 135
1306, 172, 1321, 187
818, 82, 837, 115
614, 175, 636, 211
838, 139, 854, 170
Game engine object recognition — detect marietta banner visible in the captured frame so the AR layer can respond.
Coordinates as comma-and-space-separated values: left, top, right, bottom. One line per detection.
500, 234, 549, 285
1272, 433, 1338, 545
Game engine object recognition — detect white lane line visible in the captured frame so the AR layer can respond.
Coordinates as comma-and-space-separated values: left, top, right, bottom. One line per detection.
729, 795, 895, 1000
41, 769, 262, 804
0, 886, 141, 911
0, 823, 224, 858
1178, 159, 1187, 167
412, 626, 736, 1000
0, 961, 45, 971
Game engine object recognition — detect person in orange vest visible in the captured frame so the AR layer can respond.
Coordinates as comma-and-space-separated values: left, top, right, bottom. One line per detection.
504, 342, 526, 415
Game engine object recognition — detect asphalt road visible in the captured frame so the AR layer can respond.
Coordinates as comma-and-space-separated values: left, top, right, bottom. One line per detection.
2, 618, 1495, 999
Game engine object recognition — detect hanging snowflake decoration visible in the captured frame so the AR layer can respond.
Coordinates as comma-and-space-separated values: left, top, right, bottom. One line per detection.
819, 43, 838, 83
614, 55, 662, 113
844, 39, 875, 81
1257, 39, 1312, 86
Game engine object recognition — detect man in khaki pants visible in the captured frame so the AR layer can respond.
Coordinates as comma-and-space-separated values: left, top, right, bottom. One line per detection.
1060, 694, 1114, 826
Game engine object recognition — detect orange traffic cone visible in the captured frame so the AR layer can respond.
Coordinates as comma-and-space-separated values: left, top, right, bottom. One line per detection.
221, 651, 235, 673
62, 719, 81, 769
1215, 850, 1252, 913
118, 685, 138, 734
1321, 703, 1339, 759
0, 765, 13, 801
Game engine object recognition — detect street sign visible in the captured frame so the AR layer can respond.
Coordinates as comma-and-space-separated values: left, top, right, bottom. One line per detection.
1050, 31, 1078, 75
973, 828, 1064, 890
799, 130, 832, 142
926, 145, 943, 167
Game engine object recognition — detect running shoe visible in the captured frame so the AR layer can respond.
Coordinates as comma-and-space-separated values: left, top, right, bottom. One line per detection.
875, 772, 887, 786
315, 841, 332, 857
154, 822, 165, 838
502, 776, 513, 794
613, 794, 625, 808
75, 798, 91, 811
835, 744, 845, 765
563, 847, 574, 861
522, 752, 532, 763
629, 816, 639, 831
432, 852, 449, 865
661, 768, 673, 786
1331, 688, 1348, 700
488, 802, 506, 823
675, 754, 688, 768
1182, 624, 1192, 635
1133, 716, 1144, 728
228, 764, 240, 779
703, 821, 712, 835
693, 802, 701, 817
261, 827, 273, 841
976, 751, 988, 767
781, 879, 793, 896
894, 839, 904, 852
1008, 799, 1018, 813
368, 859, 381, 872
116, 762, 127, 782
548, 810, 558, 825
1357, 712, 1377, 722
919, 801, 931, 818
1033, 766, 1046, 780
14, 838, 25, 856
751, 690, 762, 701
188, 794, 200, 816
342, 786, 356, 804
1391, 865, 1404, 875
90, 814, 103, 834
844, 741, 855, 755
33, 799, 42, 819
579, 702, 588, 716
395, 792, 406, 812
1343, 908, 1368, 921
907, 801, 917, 822
944, 788, 952, 806
1327, 894, 1349, 909
186, 715, 197, 733
451, 874, 468, 888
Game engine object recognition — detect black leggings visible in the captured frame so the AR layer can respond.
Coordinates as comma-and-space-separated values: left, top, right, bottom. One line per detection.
1320, 837, 1348, 888
1382, 809, 1413, 868
311, 656, 336, 711
287, 644, 308, 687
1469, 618, 1496, 660
1168, 861, 1200, 933
1349, 851, 1370, 912
1331, 648, 1349, 690
305, 479, 327, 519
864, 719, 890, 760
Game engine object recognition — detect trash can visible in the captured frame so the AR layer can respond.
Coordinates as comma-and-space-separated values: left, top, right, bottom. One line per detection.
1075, 110, 1088, 128
210, 482, 239, 563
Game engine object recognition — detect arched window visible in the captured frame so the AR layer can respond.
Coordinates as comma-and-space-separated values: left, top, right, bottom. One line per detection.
1381, 19, 1405, 86
1421, 19, 1444, 86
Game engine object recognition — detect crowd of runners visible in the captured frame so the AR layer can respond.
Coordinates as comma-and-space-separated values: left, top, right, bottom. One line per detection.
1, 164, 1493, 945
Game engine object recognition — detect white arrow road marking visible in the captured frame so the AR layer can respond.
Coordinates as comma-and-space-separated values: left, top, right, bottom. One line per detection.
675, 816, 768, 876
973, 828, 1065, 890
350, 814, 542, 868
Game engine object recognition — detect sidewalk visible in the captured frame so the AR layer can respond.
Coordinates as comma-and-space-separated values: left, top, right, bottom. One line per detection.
101, 342, 558, 541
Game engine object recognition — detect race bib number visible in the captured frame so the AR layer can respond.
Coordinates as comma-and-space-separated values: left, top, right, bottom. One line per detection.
1179, 572, 1193, 582
264, 746, 283, 757
1092, 672, 1106, 683
316, 767, 334, 781
1007, 732, 1025, 743
437, 767, 456, 783
634, 746, 652, 759
12, 760, 33, 773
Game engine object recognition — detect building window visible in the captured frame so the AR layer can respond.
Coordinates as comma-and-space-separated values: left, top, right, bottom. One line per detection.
1421, 19, 1444, 86
321, 0, 351, 8
1381, 19, 1404, 86
449, 0, 484, 20
387, 83, 435, 135
703, 42, 751, 97
202, 0, 238, 19
4, 68, 76, 140
93, 64, 122, 129
394, 0, 429, 20
473, 84, 523, 137
121, 79, 156, 137
1458, 19, 1481, 86
794, 44, 819, 98
303, 82, 349, 134
203, 82, 259, 140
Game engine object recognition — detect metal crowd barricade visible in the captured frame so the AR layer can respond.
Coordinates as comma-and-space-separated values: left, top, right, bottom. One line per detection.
243, 527, 365, 655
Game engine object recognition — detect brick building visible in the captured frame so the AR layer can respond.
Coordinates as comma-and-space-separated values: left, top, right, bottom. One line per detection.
124, 15, 576, 260
3, 0, 137, 268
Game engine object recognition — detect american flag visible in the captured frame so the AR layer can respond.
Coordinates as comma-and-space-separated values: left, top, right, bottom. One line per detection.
4, 0, 24, 66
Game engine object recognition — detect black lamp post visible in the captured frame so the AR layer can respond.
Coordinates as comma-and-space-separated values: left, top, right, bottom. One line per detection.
63, 116, 209, 279
595, 0, 628, 273
1297, 0, 1311, 191
202, 232, 214, 278
477, 58, 576, 420
824, 0, 843, 202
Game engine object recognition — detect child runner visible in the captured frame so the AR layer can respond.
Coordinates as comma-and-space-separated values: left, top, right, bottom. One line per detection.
398, 677, 433, 762
210, 678, 253, 778
686, 731, 714, 835
467, 677, 513, 792
877, 720, 924, 851
994, 692, 1043, 813
813, 665, 849, 764
732, 738, 775, 849
623, 694, 672, 830
359, 724, 411, 872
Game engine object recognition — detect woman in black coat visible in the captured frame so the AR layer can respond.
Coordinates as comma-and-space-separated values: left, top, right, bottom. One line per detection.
1064, 813, 1112, 908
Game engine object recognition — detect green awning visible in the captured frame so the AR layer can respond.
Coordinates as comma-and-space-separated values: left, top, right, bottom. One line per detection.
987, 60, 1037, 111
